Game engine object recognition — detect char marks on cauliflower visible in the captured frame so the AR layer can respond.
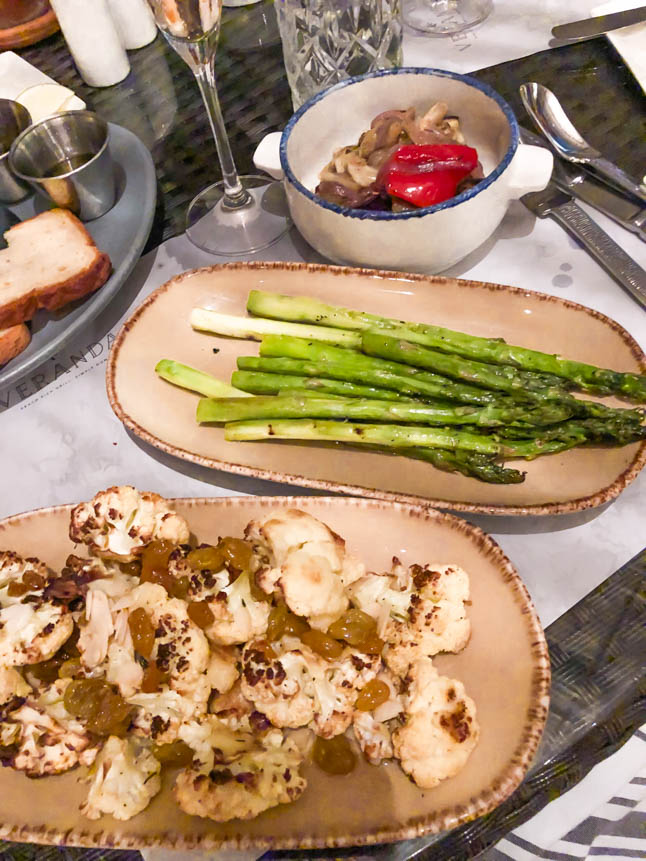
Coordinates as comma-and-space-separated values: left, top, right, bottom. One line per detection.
0, 486, 479, 824
175, 733, 306, 822
167, 545, 270, 645
392, 658, 479, 789
350, 560, 471, 677
240, 639, 380, 739
0, 550, 74, 666
0, 680, 97, 778
69, 485, 190, 561
353, 711, 393, 765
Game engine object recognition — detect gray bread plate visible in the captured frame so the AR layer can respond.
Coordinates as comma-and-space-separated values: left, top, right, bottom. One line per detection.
0, 122, 156, 389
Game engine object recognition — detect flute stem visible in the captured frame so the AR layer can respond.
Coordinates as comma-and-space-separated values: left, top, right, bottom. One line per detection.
193, 58, 251, 209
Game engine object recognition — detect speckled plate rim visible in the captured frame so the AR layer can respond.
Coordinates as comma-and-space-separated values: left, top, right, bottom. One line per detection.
105, 261, 646, 517
0, 494, 550, 851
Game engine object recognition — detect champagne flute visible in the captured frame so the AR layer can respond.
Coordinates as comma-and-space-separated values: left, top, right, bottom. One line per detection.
147, 0, 290, 254
403, 0, 493, 36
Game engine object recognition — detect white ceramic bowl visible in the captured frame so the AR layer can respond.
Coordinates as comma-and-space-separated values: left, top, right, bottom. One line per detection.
254, 68, 553, 273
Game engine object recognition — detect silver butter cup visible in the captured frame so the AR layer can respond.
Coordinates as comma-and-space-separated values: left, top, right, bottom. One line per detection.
9, 111, 116, 220
0, 100, 32, 204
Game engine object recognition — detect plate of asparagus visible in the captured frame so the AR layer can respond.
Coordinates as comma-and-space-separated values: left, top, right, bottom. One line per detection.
107, 262, 646, 515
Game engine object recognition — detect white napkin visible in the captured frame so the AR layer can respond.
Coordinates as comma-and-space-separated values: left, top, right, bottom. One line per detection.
591, 0, 646, 92
0, 51, 86, 107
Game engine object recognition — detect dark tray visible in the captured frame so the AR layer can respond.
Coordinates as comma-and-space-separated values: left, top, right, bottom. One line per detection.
5, 8, 645, 859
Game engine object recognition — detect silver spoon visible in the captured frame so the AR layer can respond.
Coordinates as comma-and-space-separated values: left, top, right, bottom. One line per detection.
520, 82, 646, 204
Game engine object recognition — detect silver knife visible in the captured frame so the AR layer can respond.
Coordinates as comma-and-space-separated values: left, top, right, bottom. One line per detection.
552, 6, 646, 42
520, 128, 646, 241
521, 184, 646, 310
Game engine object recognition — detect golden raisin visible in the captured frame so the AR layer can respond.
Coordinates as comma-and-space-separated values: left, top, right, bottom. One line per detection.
152, 740, 194, 766
64, 679, 133, 736
31, 626, 80, 682
140, 540, 177, 593
355, 679, 390, 712
58, 658, 82, 679
217, 536, 253, 573
249, 572, 271, 603
284, 611, 309, 638
141, 663, 170, 693
267, 604, 310, 640
7, 581, 30, 597
187, 545, 224, 572
312, 734, 356, 775
30, 660, 61, 684
266, 604, 287, 641
171, 576, 190, 600
328, 610, 383, 653
22, 571, 45, 590
187, 600, 215, 629
119, 560, 142, 577
128, 607, 156, 658
301, 629, 343, 660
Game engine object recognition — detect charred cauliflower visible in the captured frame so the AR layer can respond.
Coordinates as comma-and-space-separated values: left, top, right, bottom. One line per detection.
1, 486, 480, 826
240, 639, 380, 738
0, 550, 74, 666
246, 510, 364, 630
81, 735, 161, 820
69, 485, 190, 561
0, 666, 30, 705
174, 732, 306, 822
350, 560, 471, 677
353, 711, 393, 765
392, 658, 479, 789
0, 681, 97, 778
168, 547, 270, 645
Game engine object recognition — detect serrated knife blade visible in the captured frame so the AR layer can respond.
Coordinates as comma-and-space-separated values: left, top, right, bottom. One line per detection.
521, 183, 646, 310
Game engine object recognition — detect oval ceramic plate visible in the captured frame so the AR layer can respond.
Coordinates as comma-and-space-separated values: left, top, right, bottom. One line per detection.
0, 122, 156, 389
107, 263, 646, 515
0, 495, 549, 851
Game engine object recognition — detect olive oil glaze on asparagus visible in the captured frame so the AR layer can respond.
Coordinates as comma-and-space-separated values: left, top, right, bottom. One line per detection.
154, 291, 646, 485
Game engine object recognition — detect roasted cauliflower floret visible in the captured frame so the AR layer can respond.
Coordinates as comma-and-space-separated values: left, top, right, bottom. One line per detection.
174, 733, 306, 822
350, 560, 471, 677
178, 714, 257, 771
0, 550, 74, 667
0, 666, 30, 705
206, 645, 239, 696
81, 735, 161, 820
0, 681, 97, 777
240, 640, 380, 738
353, 711, 393, 765
168, 547, 270, 646
246, 509, 364, 630
240, 641, 315, 729
69, 485, 190, 561
392, 658, 479, 789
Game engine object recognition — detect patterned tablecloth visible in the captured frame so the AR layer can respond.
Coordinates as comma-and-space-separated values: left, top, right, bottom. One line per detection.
1, 1, 645, 859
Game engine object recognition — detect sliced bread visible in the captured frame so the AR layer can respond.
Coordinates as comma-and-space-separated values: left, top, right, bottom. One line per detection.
0, 323, 30, 367
0, 209, 111, 329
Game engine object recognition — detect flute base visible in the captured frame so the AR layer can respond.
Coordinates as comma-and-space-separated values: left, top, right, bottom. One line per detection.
403, 0, 492, 36
185, 174, 291, 255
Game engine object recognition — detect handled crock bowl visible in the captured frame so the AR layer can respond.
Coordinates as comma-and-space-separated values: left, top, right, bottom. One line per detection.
254, 68, 553, 273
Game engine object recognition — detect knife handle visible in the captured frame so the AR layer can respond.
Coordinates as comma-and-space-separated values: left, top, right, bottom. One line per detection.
550, 201, 646, 310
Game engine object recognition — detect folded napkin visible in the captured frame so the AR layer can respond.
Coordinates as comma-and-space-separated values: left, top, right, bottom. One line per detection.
591, 0, 646, 93
0, 51, 86, 113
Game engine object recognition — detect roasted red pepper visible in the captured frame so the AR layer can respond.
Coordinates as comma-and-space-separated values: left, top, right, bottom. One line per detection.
377, 144, 479, 208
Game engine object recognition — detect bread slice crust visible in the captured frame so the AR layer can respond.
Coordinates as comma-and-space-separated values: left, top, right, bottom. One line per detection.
0, 210, 112, 329
0, 323, 30, 367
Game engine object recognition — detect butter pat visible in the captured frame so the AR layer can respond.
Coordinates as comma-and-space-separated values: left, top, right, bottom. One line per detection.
16, 83, 85, 123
